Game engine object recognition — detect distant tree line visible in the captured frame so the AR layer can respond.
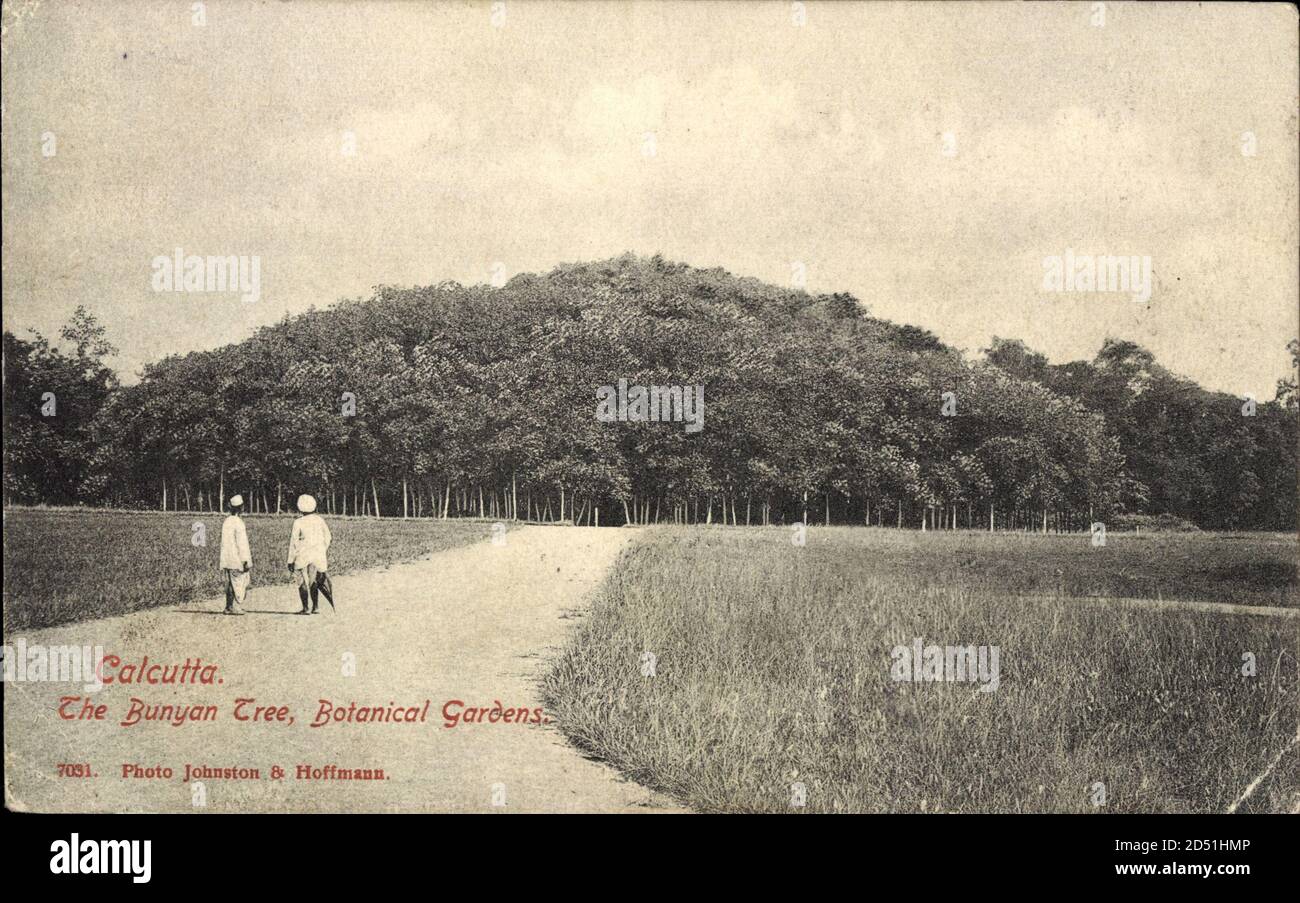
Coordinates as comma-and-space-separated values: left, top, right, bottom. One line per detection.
4, 254, 1296, 530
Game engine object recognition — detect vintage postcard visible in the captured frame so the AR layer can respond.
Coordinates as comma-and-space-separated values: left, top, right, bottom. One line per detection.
2, 0, 1297, 829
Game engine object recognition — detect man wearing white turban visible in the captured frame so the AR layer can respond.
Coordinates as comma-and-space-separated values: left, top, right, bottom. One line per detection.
286, 494, 334, 614
220, 495, 251, 615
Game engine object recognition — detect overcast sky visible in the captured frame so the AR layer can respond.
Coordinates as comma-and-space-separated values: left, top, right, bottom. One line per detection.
2, 1, 1296, 396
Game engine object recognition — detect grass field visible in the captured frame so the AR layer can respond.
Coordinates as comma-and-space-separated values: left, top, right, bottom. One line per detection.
542, 527, 1300, 813
2, 508, 499, 631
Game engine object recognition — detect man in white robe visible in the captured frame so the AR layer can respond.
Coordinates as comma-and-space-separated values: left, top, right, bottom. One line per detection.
220, 495, 252, 615
287, 494, 335, 614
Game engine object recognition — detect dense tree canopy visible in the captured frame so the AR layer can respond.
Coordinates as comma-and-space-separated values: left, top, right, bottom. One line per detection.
3, 255, 1295, 530
3, 307, 119, 505
984, 336, 1298, 530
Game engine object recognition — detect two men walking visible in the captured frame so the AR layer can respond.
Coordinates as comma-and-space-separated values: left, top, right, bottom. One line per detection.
217, 493, 335, 616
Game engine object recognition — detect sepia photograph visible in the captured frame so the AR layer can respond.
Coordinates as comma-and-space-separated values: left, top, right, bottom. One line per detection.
1, 0, 1297, 882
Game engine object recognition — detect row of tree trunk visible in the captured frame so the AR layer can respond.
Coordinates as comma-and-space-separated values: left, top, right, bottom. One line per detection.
149, 477, 1099, 532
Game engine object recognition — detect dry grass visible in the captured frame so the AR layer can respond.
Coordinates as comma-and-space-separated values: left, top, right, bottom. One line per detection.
2, 508, 497, 631
542, 527, 1300, 813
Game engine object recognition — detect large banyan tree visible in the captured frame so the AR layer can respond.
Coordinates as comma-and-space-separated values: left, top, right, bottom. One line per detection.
5, 255, 1296, 531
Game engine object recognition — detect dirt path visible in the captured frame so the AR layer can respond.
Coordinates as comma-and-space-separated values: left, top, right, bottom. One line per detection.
4, 526, 683, 813
1023, 594, 1300, 620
